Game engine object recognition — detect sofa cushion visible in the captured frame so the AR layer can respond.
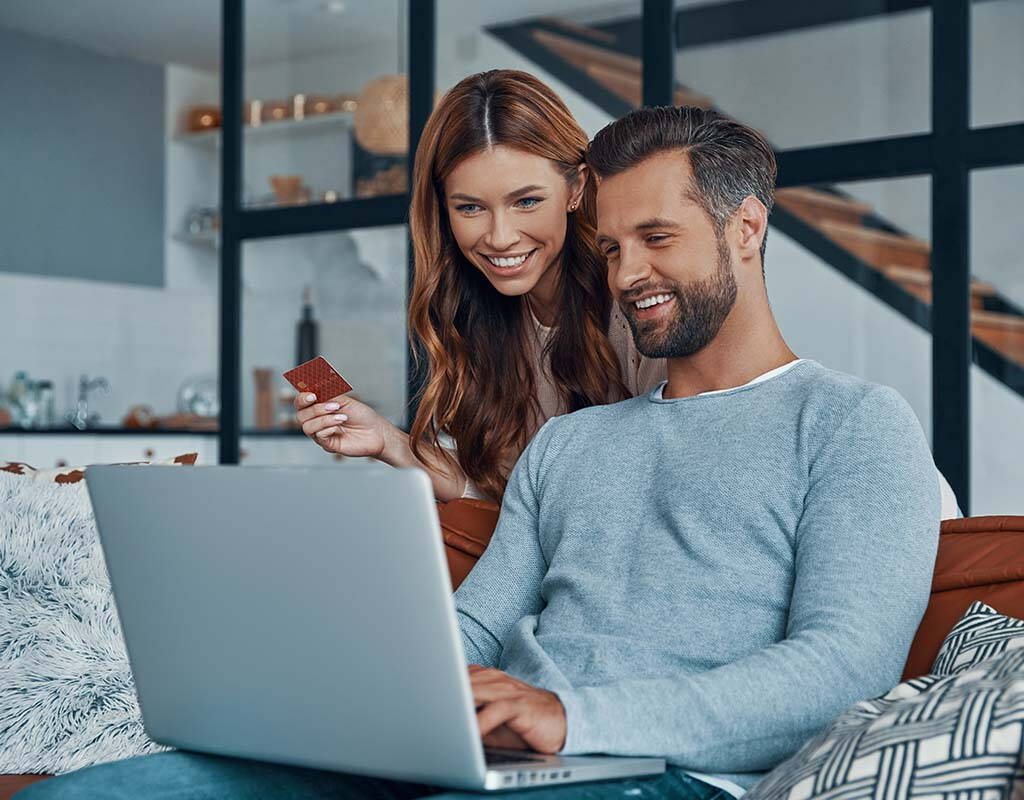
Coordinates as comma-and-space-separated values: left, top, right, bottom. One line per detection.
931, 601, 1024, 677
747, 646, 1024, 800
903, 516, 1024, 680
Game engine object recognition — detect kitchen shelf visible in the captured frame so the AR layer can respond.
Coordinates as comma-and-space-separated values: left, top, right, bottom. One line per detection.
0, 426, 219, 436
172, 109, 355, 150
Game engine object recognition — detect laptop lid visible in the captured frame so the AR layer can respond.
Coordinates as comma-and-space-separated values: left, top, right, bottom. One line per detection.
86, 464, 489, 790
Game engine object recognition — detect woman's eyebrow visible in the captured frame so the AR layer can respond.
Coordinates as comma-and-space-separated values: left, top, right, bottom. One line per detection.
448, 185, 547, 203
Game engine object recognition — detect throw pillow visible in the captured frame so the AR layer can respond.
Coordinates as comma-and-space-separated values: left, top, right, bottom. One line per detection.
746, 647, 1024, 800
0, 455, 195, 773
931, 601, 1024, 677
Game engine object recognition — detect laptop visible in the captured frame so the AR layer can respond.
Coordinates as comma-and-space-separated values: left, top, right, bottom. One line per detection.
85, 463, 665, 791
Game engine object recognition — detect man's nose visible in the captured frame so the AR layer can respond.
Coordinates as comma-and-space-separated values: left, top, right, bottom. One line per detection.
485, 211, 520, 251
613, 245, 652, 294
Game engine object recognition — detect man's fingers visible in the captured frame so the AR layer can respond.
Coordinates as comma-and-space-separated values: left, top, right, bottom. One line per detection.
482, 725, 529, 751
476, 700, 517, 738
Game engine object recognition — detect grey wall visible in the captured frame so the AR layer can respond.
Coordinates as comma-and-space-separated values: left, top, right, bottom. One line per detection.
0, 26, 164, 287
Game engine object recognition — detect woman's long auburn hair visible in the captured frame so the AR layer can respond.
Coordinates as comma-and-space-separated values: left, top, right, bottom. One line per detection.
408, 69, 628, 501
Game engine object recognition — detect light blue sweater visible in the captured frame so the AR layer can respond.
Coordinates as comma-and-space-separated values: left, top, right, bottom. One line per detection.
454, 360, 940, 793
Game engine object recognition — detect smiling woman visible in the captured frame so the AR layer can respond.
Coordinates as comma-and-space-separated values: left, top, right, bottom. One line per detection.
295, 69, 666, 502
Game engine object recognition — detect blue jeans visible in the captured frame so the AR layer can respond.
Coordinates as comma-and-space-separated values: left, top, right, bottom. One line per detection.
15, 752, 731, 800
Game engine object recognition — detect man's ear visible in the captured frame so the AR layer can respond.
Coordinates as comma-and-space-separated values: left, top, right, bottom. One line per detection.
735, 195, 768, 261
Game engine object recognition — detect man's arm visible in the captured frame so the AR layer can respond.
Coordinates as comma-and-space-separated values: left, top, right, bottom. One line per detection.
454, 420, 554, 667
554, 387, 941, 772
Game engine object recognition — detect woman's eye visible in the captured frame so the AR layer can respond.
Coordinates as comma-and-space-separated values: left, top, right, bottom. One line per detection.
456, 203, 482, 214
516, 197, 543, 209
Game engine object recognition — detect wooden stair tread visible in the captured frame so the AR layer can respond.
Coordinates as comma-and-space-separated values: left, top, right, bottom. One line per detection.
777, 187, 872, 215
882, 265, 998, 296
583, 61, 711, 109
538, 17, 618, 44
973, 310, 1024, 331
532, 28, 641, 75
819, 220, 931, 253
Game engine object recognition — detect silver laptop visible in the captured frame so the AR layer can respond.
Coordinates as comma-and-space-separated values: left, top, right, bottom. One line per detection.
86, 463, 665, 791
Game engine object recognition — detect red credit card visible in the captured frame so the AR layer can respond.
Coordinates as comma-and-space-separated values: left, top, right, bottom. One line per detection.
282, 356, 353, 401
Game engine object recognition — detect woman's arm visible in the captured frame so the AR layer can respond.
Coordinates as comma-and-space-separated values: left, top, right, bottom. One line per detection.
294, 392, 471, 502
379, 424, 473, 502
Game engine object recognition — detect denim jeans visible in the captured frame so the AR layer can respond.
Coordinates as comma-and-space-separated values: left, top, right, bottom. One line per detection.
15, 752, 732, 800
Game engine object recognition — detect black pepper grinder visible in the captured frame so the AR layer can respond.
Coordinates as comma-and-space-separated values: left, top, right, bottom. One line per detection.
296, 286, 319, 365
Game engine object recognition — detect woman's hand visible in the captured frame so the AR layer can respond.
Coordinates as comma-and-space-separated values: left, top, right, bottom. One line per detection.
294, 392, 392, 460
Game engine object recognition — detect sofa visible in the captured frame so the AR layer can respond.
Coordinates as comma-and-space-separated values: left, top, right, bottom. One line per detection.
2, 499, 1022, 800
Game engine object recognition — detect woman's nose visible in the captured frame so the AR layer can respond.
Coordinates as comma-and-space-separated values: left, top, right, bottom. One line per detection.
485, 211, 520, 251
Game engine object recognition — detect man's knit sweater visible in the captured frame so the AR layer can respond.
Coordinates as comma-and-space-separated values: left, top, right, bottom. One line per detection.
454, 360, 940, 794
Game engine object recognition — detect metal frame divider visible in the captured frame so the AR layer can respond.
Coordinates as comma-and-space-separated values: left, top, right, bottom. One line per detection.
931, 0, 971, 512
217, 0, 435, 463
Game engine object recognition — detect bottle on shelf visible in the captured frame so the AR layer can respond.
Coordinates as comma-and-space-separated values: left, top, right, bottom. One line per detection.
296, 286, 319, 365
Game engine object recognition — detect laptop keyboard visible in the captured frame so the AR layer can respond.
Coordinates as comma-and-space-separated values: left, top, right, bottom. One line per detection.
485, 752, 547, 766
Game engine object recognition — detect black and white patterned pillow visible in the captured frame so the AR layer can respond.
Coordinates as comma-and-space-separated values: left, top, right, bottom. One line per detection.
746, 646, 1024, 800
932, 601, 1024, 676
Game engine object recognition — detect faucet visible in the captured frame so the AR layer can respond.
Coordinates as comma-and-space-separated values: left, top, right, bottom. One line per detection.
66, 375, 110, 430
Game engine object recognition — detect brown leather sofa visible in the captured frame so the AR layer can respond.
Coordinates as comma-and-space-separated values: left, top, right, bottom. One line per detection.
3, 510, 1022, 800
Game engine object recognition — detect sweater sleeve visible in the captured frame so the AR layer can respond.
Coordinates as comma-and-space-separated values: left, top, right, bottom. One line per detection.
453, 421, 553, 667
555, 387, 941, 772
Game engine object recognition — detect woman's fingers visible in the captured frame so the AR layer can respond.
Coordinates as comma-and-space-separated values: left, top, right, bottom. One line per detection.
296, 399, 344, 425
302, 412, 348, 439
293, 392, 317, 410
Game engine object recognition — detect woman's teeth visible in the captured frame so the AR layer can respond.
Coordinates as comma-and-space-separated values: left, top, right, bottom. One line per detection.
487, 251, 532, 268
635, 293, 675, 310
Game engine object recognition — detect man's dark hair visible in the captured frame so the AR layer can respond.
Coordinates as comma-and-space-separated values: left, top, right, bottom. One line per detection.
588, 106, 777, 261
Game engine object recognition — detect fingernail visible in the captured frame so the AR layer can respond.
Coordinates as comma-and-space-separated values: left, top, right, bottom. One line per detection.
305, 394, 316, 403
324, 402, 340, 411
334, 414, 348, 422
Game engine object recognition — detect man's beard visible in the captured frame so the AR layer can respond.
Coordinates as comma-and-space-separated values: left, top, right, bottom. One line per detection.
621, 237, 738, 359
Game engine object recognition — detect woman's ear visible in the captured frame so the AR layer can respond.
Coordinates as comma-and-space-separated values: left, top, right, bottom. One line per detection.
568, 163, 588, 212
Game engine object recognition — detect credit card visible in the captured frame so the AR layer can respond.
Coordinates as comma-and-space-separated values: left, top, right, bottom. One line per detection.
282, 356, 353, 401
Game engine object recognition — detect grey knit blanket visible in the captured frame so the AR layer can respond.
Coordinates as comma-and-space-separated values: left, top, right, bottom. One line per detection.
0, 472, 170, 774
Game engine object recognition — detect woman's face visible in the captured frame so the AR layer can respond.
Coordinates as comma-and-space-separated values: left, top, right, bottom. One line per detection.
444, 145, 584, 298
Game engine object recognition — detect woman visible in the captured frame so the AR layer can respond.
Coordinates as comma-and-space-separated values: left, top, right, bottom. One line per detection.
295, 69, 665, 502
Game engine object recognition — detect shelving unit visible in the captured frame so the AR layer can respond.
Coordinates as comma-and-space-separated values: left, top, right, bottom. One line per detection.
172, 109, 355, 150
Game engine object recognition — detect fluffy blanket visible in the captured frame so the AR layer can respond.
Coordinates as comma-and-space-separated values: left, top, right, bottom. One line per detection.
0, 472, 169, 773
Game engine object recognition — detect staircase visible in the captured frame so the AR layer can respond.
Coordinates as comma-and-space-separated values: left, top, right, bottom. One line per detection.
489, 19, 1024, 397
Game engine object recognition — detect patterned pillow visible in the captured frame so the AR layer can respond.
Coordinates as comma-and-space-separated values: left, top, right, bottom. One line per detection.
1, 453, 197, 484
932, 601, 1024, 677
746, 647, 1024, 800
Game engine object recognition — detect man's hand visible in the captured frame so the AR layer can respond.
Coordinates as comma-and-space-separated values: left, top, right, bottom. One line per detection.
469, 665, 567, 754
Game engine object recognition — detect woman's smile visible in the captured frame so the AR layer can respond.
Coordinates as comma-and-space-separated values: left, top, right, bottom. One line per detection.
479, 248, 539, 278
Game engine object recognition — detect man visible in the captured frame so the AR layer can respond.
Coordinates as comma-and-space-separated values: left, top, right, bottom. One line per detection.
19, 107, 940, 800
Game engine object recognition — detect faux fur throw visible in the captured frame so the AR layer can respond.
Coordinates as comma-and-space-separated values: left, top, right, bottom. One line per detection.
0, 472, 171, 773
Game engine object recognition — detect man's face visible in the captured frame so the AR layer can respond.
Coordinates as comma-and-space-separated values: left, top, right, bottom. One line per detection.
595, 151, 737, 359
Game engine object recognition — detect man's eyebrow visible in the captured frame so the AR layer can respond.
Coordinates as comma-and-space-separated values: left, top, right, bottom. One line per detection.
448, 185, 548, 203
635, 217, 680, 231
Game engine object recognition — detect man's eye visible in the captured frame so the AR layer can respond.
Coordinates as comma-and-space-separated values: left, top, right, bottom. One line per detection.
647, 235, 669, 244
516, 197, 543, 209
603, 245, 619, 256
